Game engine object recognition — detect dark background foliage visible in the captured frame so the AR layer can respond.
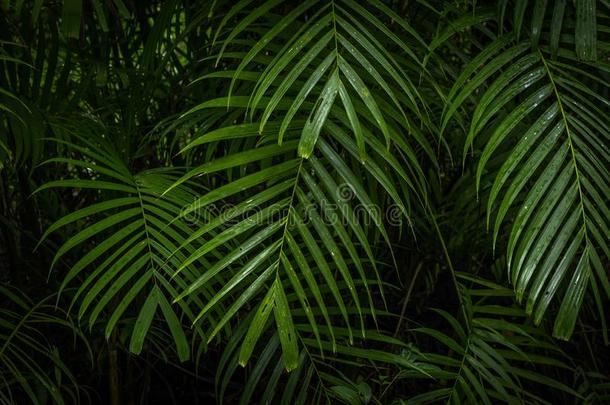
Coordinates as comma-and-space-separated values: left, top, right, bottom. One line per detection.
1, 0, 610, 404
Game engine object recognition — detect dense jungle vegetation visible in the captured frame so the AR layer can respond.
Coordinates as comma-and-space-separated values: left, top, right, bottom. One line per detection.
2, 0, 610, 403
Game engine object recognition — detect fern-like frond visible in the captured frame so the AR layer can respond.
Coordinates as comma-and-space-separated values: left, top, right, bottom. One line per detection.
207, 0, 433, 165
170, 122, 406, 370
36, 136, 201, 362
404, 275, 579, 404
167, 0, 437, 372
446, 35, 610, 339
496, 0, 598, 61
0, 285, 84, 404
216, 303, 424, 405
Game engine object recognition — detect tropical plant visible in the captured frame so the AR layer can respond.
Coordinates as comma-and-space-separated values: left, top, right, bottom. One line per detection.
1, 0, 610, 404
0, 285, 85, 404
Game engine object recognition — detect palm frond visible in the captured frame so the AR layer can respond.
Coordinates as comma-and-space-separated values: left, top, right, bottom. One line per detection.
170, 126, 400, 370
496, 0, 598, 60
404, 274, 579, 404
209, 0, 433, 167
444, 30, 610, 339
0, 285, 84, 404
166, 0, 439, 372
36, 136, 200, 362
216, 303, 424, 405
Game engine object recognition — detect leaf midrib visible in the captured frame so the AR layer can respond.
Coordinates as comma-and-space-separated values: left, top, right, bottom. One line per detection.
539, 50, 591, 249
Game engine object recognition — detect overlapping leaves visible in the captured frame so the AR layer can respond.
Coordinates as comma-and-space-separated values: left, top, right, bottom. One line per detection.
36, 136, 200, 361
215, 300, 425, 404
405, 275, 578, 404
170, 123, 406, 371
170, 0, 435, 372
445, 35, 610, 339
496, 0, 598, 61
0, 286, 82, 405
191, 0, 433, 168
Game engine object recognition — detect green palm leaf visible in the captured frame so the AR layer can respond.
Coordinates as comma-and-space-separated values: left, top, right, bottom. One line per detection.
36, 137, 200, 362
405, 275, 579, 404
171, 126, 395, 370
217, 299, 423, 405
167, 0, 437, 372
0, 285, 84, 405
210, 0, 432, 164
447, 35, 610, 339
